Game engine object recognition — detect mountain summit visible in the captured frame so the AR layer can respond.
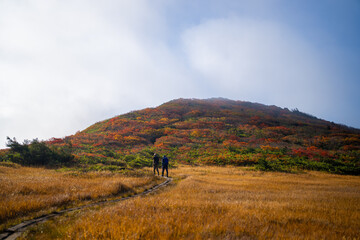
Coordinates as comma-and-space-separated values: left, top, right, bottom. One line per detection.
54, 98, 359, 174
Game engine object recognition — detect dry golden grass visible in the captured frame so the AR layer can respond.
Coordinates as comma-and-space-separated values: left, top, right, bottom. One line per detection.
21, 166, 360, 239
0, 166, 158, 231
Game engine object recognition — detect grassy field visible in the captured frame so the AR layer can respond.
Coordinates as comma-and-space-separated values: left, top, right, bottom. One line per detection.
0, 165, 159, 231
19, 166, 360, 239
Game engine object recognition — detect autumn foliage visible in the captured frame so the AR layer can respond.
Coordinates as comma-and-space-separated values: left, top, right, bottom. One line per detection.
3, 98, 360, 174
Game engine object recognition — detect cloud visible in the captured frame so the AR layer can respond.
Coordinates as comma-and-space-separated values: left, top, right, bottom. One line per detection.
0, 1, 358, 148
181, 17, 336, 113
0, 0, 200, 147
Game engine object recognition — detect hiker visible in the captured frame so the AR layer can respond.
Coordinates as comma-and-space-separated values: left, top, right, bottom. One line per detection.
153, 153, 160, 175
162, 155, 169, 177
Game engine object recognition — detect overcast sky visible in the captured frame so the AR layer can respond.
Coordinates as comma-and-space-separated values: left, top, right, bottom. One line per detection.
1, 0, 359, 148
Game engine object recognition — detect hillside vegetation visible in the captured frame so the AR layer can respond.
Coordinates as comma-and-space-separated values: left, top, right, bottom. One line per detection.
54, 98, 360, 174
2, 98, 359, 174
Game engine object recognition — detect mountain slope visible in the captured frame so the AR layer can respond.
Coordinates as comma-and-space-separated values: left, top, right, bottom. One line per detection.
55, 98, 359, 173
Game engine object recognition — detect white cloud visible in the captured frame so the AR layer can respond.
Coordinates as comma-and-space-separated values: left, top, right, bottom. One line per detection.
0, 0, 199, 147
181, 17, 336, 113
0, 1, 357, 148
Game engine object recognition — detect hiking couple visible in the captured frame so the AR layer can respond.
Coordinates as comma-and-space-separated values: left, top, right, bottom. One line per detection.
153, 153, 169, 177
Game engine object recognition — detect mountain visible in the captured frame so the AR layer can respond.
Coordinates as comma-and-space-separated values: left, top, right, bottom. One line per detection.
51, 98, 359, 174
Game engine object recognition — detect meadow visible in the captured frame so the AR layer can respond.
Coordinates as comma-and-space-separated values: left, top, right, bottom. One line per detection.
19, 166, 360, 239
0, 164, 160, 232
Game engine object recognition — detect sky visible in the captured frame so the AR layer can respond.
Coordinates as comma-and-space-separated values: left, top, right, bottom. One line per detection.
1, 0, 360, 148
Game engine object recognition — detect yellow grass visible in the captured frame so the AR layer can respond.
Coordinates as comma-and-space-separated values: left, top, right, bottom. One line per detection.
21, 166, 360, 239
0, 166, 158, 231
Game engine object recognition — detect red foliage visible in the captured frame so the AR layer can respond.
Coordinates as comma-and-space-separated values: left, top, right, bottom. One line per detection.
42, 98, 359, 168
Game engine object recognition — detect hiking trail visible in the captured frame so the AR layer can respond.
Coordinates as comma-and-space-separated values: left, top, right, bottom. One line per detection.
0, 177, 172, 240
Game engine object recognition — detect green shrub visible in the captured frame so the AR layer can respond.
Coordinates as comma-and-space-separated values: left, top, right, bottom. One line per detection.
125, 155, 152, 168
0, 161, 21, 168
5, 137, 74, 166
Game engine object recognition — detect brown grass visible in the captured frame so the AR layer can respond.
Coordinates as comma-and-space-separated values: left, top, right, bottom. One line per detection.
0, 166, 158, 230
20, 166, 360, 239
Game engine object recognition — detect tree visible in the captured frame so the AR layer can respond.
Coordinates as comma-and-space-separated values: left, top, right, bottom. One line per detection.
5, 137, 74, 166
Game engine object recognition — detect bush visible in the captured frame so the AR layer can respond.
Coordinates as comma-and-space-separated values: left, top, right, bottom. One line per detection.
255, 155, 360, 175
5, 137, 74, 166
256, 157, 294, 173
0, 161, 21, 168
124, 155, 152, 168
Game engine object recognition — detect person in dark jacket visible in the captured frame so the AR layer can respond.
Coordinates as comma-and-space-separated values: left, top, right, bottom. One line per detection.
162, 155, 169, 177
153, 153, 160, 175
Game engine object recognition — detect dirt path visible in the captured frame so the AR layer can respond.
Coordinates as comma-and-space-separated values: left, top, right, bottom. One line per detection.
0, 177, 172, 240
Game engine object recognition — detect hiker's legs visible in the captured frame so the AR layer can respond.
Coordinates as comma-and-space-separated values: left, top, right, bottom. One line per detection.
162, 166, 164, 176
165, 165, 168, 177
154, 165, 159, 175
